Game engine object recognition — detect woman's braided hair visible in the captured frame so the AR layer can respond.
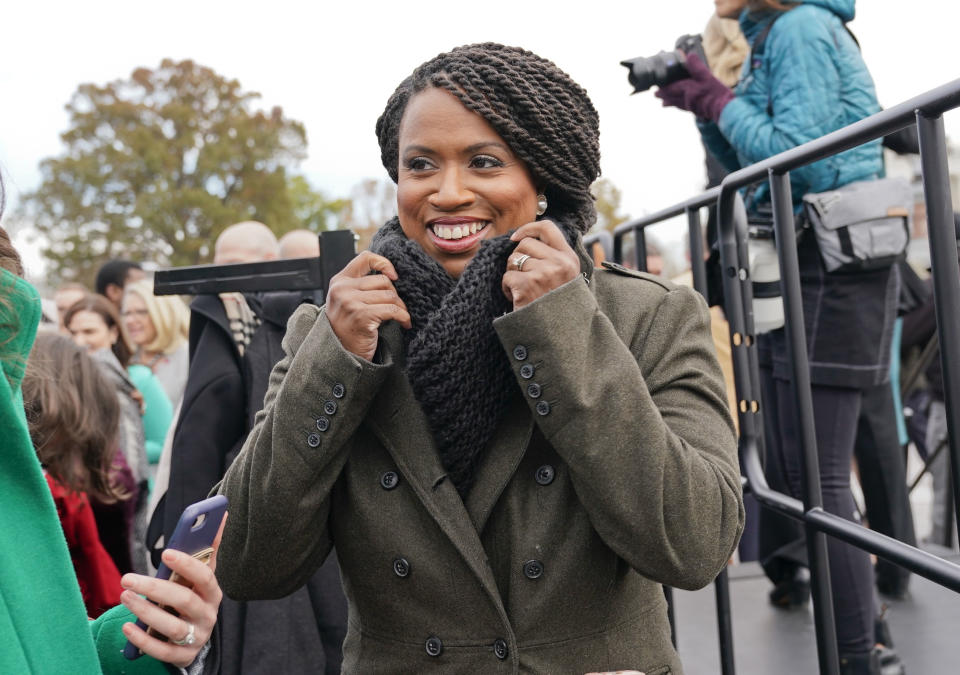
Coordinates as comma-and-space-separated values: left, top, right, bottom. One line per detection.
376, 42, 601, 234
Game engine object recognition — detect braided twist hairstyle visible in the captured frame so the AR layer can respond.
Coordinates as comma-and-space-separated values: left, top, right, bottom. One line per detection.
376, 42, 601, 234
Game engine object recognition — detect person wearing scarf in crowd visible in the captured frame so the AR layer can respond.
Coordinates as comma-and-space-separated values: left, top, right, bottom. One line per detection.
217, 42, 743, 674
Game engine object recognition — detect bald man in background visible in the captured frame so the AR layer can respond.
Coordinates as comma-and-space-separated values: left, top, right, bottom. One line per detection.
278, 228, 321, 259
214, 220, 280, 264
150, 220, 346, 673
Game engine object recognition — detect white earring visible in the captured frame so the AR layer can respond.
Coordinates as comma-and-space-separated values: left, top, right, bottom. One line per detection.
536, 193, 548, 216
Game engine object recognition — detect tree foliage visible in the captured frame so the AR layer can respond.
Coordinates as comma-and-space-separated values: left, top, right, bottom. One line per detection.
340, 178, 397, 251
287, 175, 351, 234
19, 59, 318, 284
591, 177, 630, 233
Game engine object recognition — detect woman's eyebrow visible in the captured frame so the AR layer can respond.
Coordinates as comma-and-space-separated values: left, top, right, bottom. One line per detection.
463, 141, 511, 154
401, 144, 434, 155
401, 141, 512, 156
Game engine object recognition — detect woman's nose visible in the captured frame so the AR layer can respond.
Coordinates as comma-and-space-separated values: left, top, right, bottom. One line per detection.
429, 167, 474, 210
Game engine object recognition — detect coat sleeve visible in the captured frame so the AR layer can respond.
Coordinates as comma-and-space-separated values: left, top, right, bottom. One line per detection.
697, 119, 741, 175
493, 274, 743, 590
215, 304, 391, 600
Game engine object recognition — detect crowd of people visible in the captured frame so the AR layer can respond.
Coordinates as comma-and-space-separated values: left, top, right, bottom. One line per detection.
0, 2, 956, 674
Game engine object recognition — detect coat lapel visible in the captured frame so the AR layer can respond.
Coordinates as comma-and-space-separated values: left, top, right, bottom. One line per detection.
364, 322, 510, 613
464, 389, 534, 533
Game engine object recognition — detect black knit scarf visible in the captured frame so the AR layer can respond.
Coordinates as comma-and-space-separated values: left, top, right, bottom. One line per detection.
370, 217, 518, 497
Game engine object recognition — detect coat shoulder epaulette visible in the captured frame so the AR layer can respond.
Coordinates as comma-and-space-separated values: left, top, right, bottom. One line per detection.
599, 261, 675, 291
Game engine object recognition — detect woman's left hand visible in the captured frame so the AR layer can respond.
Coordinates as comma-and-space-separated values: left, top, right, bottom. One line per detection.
119, 515, 227, 668
502, 220, 581, 310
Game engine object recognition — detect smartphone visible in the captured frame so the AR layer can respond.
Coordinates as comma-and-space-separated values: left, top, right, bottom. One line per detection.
123, 495, 228, 660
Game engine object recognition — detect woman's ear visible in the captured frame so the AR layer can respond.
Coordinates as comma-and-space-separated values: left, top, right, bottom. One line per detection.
109, 325, 119, 346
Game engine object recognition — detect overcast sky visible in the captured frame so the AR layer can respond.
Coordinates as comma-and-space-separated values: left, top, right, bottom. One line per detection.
2, 0, 957, 277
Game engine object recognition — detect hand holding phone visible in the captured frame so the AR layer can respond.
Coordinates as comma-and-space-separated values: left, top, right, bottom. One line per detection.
122, 495, 228, 663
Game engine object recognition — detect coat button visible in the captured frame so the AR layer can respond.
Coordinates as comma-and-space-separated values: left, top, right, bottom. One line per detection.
520, 363, 535, 379
523, 559, 544, 580
493, 638, 508, 660
332, 383, 346, 399
323, 400, 338, 415
425, 636, 443, 657
512, 345, 528, 361
535, 465, 555, 486
536, 400, 551, 416
316, 416, 329, 432
306, 433, 321, 448
393, 557, 410, 578
526, 383, 542, 399
381, 471, 399, 490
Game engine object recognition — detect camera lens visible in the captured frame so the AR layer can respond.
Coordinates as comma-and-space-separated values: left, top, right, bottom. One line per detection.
620, 50, 688, 94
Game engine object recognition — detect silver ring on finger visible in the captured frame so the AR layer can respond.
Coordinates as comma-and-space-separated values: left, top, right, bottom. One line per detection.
514, 253, 532, 272
171, 622, 196, 646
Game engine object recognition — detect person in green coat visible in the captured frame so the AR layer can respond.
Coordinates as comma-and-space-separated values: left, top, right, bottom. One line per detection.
218, 43, 744, 674
0, 220, 221, 674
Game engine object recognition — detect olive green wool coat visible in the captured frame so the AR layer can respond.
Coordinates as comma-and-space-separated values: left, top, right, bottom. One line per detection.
217, 264, 744, 675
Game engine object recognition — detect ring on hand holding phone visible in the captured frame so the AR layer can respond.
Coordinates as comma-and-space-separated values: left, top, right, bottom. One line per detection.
172, 623, 196, 646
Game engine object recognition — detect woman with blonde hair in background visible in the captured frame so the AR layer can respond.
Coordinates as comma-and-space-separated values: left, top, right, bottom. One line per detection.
123, 278, 190, 406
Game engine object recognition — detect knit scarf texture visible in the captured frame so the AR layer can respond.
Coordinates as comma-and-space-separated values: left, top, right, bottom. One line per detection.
370, 217, 519, 496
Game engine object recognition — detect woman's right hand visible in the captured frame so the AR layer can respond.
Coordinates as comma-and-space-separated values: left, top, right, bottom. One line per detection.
326, 251, 411, 361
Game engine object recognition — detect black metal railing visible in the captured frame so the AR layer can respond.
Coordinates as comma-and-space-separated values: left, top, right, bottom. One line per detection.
586, 78, 960, 674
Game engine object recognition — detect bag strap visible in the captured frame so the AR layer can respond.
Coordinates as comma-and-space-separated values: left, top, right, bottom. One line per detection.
747, 12, 783, 75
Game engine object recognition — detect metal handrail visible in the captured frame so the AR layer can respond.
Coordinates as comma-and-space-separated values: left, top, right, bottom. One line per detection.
616, 78, 960, 675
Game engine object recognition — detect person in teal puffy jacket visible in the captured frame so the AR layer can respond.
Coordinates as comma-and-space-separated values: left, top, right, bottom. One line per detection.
658, 2, 903, 673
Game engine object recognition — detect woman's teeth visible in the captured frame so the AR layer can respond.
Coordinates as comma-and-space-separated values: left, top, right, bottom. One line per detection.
432, 222, 487, 240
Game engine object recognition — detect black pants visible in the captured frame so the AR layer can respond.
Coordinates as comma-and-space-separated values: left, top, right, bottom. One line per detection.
761, 371, 876, 654
854, 382, 916, 594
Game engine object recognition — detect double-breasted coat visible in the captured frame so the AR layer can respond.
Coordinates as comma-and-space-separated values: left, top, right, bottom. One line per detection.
217, 260, 744, 674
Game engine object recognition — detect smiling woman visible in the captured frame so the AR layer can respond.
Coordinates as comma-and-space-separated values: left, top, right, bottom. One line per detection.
121, 279, 190, 406
217, 42, 743, 675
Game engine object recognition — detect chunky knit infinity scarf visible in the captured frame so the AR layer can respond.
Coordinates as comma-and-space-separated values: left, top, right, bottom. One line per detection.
370, 218, 518, 496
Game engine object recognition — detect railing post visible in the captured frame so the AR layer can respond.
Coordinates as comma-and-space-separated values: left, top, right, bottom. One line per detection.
714, 568, 736, 675
916, 112, 960, 539
687, 207, 708, 298
768, 169, 839, 675
635, 226, 648, 272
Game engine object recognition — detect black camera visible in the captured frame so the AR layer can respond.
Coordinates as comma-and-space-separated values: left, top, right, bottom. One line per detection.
621, 34, 707, 94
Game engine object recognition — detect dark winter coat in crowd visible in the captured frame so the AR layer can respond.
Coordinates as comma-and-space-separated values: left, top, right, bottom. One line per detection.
151, 290, 347, 674
217, 257, 744, 675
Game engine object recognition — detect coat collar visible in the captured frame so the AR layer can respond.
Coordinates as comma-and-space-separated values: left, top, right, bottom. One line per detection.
363, 320, 534, 610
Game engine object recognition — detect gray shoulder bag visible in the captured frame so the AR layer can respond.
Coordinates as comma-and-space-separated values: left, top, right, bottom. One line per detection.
801, 177, 912, 273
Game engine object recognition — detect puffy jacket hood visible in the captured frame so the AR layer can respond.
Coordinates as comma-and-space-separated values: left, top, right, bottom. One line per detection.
803, 0, 855, 22
742, 1, 855, 41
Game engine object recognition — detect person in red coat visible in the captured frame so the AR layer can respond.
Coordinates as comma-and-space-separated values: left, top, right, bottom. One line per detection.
44, 472, 122, 617
22, 333, 130, 618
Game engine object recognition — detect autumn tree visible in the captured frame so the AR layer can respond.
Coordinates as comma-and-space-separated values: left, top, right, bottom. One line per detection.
287, 175, 351, 234
591, 177, 630, 233
19, 59, 318, 284
340, 178, 397, 251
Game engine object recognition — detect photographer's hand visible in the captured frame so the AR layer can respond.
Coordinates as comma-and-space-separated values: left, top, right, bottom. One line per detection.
655, 53, 733, 122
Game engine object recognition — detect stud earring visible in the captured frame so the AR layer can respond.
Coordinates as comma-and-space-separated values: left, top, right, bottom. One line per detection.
536, 193, 548, 216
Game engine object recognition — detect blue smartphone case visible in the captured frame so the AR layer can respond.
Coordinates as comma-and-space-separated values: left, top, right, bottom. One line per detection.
122, 495, 228, 660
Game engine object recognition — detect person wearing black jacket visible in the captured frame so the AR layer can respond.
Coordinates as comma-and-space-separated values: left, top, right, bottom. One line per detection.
148, 288, 347, 674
